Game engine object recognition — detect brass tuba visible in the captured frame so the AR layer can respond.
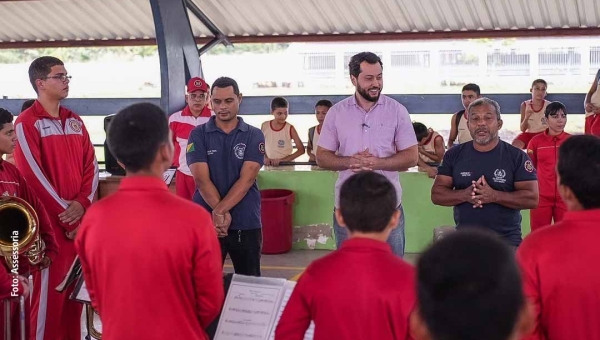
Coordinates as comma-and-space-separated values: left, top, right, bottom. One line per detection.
0, 196, 45, 268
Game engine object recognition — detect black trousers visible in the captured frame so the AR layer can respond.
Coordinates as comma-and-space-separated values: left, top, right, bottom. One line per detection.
219, 228, 262, 277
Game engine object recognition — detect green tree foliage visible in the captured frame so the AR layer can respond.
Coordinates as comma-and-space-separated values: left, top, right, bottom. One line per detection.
0, 43, 289, 63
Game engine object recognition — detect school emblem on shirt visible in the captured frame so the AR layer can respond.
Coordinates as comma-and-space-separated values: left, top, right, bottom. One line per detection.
259, 142, 265, 155
493, 169, 506, 184
233, 143, 246, 160
68, 119, 82, 133
277, 140, 285, 148
187, 143, 195, 153
524, 160, 534, 173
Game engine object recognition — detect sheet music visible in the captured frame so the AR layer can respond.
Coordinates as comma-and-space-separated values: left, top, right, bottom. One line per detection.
74, 279, 91, 303
268, 281, 314, 340
214, 275, 287, 340
163, 169, 176, 185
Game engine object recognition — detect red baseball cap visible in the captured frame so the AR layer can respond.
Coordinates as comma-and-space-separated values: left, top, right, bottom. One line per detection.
187, 77, 209, 93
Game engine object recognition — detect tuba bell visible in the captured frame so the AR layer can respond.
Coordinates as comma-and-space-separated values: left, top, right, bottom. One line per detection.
0, 196, 45, 268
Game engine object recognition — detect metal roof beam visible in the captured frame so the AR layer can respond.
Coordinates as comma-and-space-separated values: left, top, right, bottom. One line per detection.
184, 0, 232, 54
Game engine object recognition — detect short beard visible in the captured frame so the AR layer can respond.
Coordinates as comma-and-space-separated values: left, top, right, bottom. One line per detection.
357, 85, 380, 102
473, 131, 498, 145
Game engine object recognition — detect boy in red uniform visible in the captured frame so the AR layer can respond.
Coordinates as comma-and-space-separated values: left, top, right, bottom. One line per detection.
13, 56, 98, 340
76, 103, 224, 340
168, 77, 213, 199
275, 172, 415, 340
0, 108, 59, 340
411, 230, 533, 340
517, 135, 600, 340
526, 102, 570, 231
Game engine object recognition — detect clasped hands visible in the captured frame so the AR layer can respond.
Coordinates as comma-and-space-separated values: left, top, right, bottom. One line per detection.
349, 149, 379, 173
467, 176, 497, 208
212, 211, 232, 238
585, 103, 600, 114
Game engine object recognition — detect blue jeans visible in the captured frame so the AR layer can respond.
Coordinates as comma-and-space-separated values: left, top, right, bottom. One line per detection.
333, 205, 406, 257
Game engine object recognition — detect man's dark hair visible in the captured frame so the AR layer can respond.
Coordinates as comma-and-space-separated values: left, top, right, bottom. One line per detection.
417, 230, 524, 340
461, 83, 481, 96
28, 56, 64, 94
0, 108, 14, 130
21, 99, 35, 113
339, 172, 396, 233
107, 103, 169, 173
544, 101, 567, 118
315, 99, 333, 109
348, 52, 383, 78
413, 122, 429, 141
557, 135, 600, 209
211, 77, 240, 96
270, 97, 288, 111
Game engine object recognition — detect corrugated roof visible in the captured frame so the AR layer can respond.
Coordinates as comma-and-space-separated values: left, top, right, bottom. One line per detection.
0, 0, 599, 47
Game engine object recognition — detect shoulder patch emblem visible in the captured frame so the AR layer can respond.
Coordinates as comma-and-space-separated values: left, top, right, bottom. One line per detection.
524, 160, 534, 173
259, 142, 265, 155
69, 119, 82, 133
187, 143, 195, 153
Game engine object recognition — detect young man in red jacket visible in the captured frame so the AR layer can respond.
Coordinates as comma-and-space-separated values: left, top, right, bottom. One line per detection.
275, 172, 416, 340
0, 108, 59, 339
411, 230, 533, 340
13, 56, 98, 340
517, 134, 600, 340
76, 103, 224, 340
526, 101, 571, 231
168, 77, 213, 199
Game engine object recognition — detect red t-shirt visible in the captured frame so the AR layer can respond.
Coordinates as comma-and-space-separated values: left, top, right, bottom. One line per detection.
527, 130, 570, 206
75, 176, 224, 340
275, 238, 416, 340
517, 209, 600, 340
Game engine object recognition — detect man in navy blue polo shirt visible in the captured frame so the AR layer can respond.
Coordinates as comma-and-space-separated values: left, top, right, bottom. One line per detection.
431, 97, 539, 247
187, 76, 266, 276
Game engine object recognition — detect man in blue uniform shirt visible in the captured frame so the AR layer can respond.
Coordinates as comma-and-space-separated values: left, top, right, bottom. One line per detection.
431, 97, 539, 247
187, 76, 265, 276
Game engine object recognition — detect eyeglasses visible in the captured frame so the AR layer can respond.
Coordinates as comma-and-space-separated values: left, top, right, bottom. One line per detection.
188, 93, 207, 100
44, 75, 72, 82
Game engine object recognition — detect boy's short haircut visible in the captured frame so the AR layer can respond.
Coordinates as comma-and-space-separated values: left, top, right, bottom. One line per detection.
557, 135, 600, 209
271, 97, 289, 112
0, 108, 14, 130
28, 56, 64, 94
315, 99, 333, 109
412, 122, 429, 141
107, 103, 170, 173
531, 79, 547, 88
21, 99, 35, 113
339, 172, 397, 233
461, 83, 480, 96
544, 101, 567, 118
417, 229, 524, 340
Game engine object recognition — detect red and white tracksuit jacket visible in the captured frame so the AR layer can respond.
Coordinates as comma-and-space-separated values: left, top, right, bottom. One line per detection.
168, 105, 212, 200
13, 100, 98, 340
0, 159, 59, 340
527, 130, 571, 232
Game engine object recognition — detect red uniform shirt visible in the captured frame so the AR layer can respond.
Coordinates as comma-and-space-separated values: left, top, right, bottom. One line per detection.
517, 209, 600, 340
275, 238, 416, 340
169, 105, 212, 175
13, 100, 98, 231
75, 176, 224, 340
0, 159, 59, 280
527, 130, 570, 206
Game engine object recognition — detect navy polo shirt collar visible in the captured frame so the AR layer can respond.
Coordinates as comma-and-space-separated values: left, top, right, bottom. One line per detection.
205, 116, 249, 133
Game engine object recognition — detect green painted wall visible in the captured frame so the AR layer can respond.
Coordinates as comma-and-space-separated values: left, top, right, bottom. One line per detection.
257, 167, 531, 253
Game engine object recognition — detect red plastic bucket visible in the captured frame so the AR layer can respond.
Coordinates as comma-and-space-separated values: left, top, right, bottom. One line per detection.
260, 189, 295, 254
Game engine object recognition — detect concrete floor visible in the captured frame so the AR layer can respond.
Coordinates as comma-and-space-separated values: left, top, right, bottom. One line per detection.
79, 250, 420, 339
